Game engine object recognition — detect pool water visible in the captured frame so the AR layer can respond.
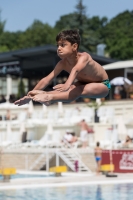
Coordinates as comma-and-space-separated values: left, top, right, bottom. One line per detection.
0, 174, 54, 180
0, 183, 133, 200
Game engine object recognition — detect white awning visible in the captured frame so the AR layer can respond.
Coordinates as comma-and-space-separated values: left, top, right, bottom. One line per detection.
103, 60, 133, 70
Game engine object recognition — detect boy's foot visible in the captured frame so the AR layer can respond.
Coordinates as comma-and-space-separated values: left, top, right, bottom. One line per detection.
44, 101, 52, 106
32, 93, 53, 104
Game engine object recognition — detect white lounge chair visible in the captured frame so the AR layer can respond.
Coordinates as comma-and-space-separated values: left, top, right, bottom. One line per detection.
46, 130, 63, 148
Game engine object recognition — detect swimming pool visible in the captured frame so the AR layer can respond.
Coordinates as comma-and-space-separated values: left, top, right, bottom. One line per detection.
0, 183, 133, 200
0, 173, 54, 180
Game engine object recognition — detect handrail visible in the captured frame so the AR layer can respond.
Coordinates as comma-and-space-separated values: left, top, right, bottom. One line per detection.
56, 148, 91, 172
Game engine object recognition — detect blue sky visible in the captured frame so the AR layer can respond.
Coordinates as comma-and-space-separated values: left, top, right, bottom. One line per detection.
0, 0, 133, 32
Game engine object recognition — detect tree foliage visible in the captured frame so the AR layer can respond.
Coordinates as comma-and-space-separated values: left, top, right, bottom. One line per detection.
17, 79, 25, 98
0, 31, 22, 52
18, 20, 58, 49
0, 20, 58, 52
55, 0, 103, 52
104, 10, 133, 59
0, 3, 133, 60
0, 9, 6, 34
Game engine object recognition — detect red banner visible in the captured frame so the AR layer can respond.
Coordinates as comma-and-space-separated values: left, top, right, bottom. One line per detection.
102, 150, 133, 173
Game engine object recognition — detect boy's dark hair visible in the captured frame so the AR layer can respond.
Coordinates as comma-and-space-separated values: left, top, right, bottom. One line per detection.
71, 132, 75, 136
56, 29, 80, 49
96, 142, 100, 147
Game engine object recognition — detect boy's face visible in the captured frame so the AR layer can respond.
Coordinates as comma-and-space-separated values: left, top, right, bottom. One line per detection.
57, 40, 78, 58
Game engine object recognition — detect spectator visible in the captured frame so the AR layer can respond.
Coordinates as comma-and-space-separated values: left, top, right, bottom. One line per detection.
70, 132, 78, 143
94, 142, 102, 174
63, 130, 73, 143
5, 109, 11, 120
123, 135, 132, 148
114, 85, 122, 99
63, 130, 78, 144
4, 109, 17, 121
78, 119, 89, 148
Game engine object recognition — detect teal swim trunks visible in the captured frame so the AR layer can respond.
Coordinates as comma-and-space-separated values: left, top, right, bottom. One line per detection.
102, 79, 111, 90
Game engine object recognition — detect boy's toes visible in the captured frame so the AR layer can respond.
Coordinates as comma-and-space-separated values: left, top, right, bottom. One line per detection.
45, 101, 51, 106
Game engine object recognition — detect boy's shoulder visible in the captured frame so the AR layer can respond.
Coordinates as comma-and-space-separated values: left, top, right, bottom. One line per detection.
57, 59, 66, 66
78, 52, 92, 61
78, 51, 91, 57
95, 147, 102, 150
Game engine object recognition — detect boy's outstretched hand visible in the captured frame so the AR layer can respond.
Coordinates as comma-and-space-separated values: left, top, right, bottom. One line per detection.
53, 84, 70, 92
14, 96, 31, 106
14, 90, 45, 106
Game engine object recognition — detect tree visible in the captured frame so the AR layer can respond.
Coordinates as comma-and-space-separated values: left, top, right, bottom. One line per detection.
17, 79, 25, 98
0, 9, 6, 34
0, 20, 59, 52
0, 9, 8, 52
75, 0, 86, 43
0, 4, 132, 59
55, 13, 81, 31
0, 31, 22, 52
18, 20, 58, 49
104, 10, 133, 59
55, 1, 106, 52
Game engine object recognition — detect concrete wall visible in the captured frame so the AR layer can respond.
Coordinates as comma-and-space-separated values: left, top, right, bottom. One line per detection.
0, 151, 96, 172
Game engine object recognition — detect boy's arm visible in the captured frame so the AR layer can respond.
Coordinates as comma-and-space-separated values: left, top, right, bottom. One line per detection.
53, 53, 90, 92
14, 61, 63, 106
31, 61, 63, 91
28, 62, 63, 96
66, 54, 89, 86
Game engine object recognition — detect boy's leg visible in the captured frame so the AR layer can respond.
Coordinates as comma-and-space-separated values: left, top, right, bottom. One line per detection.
28, 81, 82, 97
97, 160, 101, 173
32, 82, 109, 103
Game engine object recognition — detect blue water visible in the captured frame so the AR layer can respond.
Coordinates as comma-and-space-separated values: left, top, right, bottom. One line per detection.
0, 174, 54, 180
0, 183, 133, 200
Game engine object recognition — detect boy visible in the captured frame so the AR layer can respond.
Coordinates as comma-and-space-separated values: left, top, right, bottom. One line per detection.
94, 141, 102, 174
14, 29, 110, 106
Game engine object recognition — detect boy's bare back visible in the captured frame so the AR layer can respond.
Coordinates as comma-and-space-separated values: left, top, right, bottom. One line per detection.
95, 147, 102, 157
60, 52, 108, 84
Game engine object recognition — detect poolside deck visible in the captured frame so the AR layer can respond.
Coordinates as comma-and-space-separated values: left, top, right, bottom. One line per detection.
0, 172, 133, 190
